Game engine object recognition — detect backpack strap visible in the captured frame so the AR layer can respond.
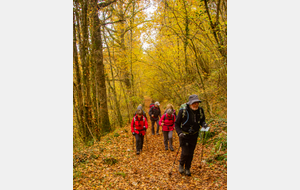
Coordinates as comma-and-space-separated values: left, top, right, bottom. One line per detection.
134, 115, 145, 130
180, 104, 202, 127
163, 113, 174, 123
133, 116, 136, 130
180, 104, 189, 126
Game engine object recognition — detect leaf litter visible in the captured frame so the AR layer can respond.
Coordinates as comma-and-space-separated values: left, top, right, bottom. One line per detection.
73, 122, 227, 189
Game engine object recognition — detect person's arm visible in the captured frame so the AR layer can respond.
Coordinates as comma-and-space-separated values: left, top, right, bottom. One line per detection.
144, 118, 148, 129
175, 109, 183, 135
159, 115, 164, 126
149, 107, 153, 116
172, 114, 176, 128
131, 117, 135, 133
200, 107, 207, 127
159, 107, 161, 117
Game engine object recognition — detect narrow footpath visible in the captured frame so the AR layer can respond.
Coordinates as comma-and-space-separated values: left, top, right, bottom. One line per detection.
73, 97, 227, 189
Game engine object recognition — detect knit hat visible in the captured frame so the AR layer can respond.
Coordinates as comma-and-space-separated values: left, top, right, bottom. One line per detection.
155, 101, 160, 106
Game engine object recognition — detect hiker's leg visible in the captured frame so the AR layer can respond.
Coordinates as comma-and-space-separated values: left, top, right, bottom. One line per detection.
141, 134, 144, 150
179, 136, 189, 167
185, 134, 198, 169
156, 120, 160, 134
151, 121, 155, 135
135, 134, 141, 151
168, 131, 174, 150
163, 131, 168, 149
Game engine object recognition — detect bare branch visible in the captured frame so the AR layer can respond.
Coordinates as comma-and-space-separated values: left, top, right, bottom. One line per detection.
97, 0, 117, 9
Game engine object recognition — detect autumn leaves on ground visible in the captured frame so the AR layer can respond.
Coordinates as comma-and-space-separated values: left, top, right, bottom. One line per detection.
73, 98, 227, 189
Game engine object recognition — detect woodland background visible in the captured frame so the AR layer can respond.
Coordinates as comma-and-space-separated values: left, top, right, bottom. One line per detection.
73, 0, 227, 188
73, 0, 227, 145
2, 0, 300, 189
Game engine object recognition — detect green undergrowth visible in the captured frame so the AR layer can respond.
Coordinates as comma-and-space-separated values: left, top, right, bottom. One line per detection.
198, 118, 227, 165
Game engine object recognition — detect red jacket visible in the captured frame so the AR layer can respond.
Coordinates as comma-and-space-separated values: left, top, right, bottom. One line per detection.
159, 114, 176, 131
131, 115, 148, 135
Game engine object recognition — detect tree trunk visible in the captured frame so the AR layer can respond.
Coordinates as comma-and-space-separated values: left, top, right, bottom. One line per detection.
92, 0, 111, 133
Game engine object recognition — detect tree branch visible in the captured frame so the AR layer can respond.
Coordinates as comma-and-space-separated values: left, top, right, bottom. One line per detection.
102, 19, 125, 25
97, 0, 117, 10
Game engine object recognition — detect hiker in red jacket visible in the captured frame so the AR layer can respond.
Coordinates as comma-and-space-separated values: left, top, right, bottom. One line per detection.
159, 108, 176, 151
131, 109, 148, 155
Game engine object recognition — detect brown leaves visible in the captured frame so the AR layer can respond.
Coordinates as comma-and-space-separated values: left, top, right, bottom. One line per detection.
73, 97, 227, 189
73, 126, 227, 189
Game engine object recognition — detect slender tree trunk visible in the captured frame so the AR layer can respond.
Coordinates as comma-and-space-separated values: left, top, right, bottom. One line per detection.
103, 29, 124, 128
73, 10, 88, 142
77, 0, 93, 142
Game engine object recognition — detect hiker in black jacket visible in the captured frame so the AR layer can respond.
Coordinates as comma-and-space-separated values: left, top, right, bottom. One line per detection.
175, 95, 208, 176
149, 101, 161, 135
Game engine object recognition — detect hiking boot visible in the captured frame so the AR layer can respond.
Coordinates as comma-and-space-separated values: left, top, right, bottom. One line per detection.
185, 168, 191, 176
156, 133, 159, 135
165, 147, 168, 150
170, 147, 174, 151
136, 151, 140, 155
178, 164, 184, 173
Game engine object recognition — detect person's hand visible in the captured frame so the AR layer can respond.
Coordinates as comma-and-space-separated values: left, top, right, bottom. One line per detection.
132, 132, 136, 135
161, 123, 164, 126
152, 114, 154, 117
179, 133, 186, 138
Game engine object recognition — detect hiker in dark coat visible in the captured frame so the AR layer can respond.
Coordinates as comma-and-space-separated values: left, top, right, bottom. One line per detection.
163, 103, 176, 117
159, 108, 176, 151
149, 101, 161, 135
134, 104, 147, 121
131, 109, 148, 155
175, 95, 208, 176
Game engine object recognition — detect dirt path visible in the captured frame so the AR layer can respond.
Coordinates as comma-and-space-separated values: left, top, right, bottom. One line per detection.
73, 97, 227, 189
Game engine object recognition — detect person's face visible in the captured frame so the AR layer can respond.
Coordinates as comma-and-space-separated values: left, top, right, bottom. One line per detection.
167, 113, 171, 117
190, 102, 199, 110
137, 114, 142, 118
155, 104, 158, 107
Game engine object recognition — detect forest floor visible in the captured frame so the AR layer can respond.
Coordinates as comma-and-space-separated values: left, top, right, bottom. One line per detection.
73, 97, 227, 189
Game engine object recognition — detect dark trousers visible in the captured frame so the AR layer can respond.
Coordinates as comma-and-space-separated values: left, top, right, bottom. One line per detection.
151, 120, 159, 134
135, 133, 144, 151
179, 133, 198, 169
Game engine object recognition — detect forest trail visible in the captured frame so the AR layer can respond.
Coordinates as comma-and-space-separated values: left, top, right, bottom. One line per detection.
73, 97, 227, 189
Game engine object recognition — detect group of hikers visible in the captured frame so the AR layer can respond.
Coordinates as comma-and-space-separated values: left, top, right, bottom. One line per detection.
130, 94, 208, 176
